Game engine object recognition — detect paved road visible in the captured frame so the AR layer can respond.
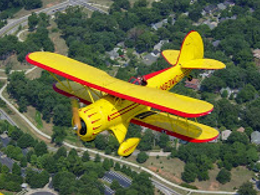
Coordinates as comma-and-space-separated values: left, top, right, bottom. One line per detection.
0, 0, 107, 37
0, 108, 18, 127
0, 1, 70, 37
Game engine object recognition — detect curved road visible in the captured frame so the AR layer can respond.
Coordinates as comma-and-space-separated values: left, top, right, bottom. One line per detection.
0, 3, 237, 195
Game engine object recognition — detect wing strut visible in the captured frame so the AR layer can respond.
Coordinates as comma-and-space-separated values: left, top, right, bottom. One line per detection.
48, 71, 73, 94
167, 113, 175, 131
84, 86, 95, 103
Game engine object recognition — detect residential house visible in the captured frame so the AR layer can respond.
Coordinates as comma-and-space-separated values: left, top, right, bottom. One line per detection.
0, 151, 14, 171
151, 19, 168, 31
154, 40, 169, 51
204, 4, 218, 14
220, 87, 232, 98
251, 131, 260, 145
143, 53, 158, 65
221, 130, 232, 141
217, 3, 227, 10
219, 15, 237, 23
0, 133, 10, 147
212, 40, 220, 47
199, 70, 214, 79
151, 49, 160, 57
107, 48, 120, 60
223, 0, 235, 7
237, 127, 245, 133
253, 49, 260, 59
203, 19, 218, 29
185, 79, 200, 90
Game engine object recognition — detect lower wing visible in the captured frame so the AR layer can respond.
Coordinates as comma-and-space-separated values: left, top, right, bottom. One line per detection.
131, 111, 219, 143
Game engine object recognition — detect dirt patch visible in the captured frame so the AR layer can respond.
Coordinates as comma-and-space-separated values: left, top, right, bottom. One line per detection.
46, 3, 55, 8
148, 166, 182, 184
208, 181, 220, 191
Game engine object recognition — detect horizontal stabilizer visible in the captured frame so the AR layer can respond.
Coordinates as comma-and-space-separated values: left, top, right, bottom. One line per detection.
181, 59, 226, 70
161, 50, 180, 65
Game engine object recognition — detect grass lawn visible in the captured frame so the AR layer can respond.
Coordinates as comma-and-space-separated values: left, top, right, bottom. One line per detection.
126, 153, 255, 193
0, 55, 32, 71
25, 67, 43, 79
125, 155, 185, 184
48, 19, 68, 55
0, 191, 15, 195
191, 165, 254, 191
88, 0, 113, 8
35, 110, 43, 129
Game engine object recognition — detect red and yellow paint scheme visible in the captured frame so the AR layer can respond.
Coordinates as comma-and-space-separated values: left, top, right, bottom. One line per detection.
26, 31, 225, 156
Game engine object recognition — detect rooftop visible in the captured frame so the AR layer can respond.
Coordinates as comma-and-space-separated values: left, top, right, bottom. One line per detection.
251, 131, 260, 144
221, 130, 232, 141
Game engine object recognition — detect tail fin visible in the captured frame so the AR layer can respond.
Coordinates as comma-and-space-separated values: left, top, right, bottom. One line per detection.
162, 31, 226, 70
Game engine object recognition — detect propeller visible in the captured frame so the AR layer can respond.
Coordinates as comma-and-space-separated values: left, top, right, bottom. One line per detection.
71, 98, 87, 137
71, 98, 82, 135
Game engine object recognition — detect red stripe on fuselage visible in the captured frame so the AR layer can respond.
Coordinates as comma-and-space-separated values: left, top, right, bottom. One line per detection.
109, 104, 139, 121
110, 102, 136, 117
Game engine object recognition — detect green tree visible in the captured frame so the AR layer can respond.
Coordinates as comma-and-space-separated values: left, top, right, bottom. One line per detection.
237, 182, 257, 195
17, 134, 35, 148
102, 158, 111, 171
138, 130, 154, 151
20, 156, 28, 167
136, 151, 149, 163
158, 133, 170, 148
181, 163, 197, 183
24, 0, 42, 10
189, 6, 202, 22
94, 134, 107, 150
51, 126, 67, 146
28, 170, 49, 188
236, 84, 257, 103
2, 165, 9, 174
216, 168, 231, 184
131, 172, 154, 195
201, 75, 226, 92
221, 90, 228, 98
12, 162, 21, 176
34, 141, 48, 156
54, 146, 67, 159
94, 153, 101, 163
114, 162, 121, 171
82, 151, 90, 162
28, 12, 39, 31
111, 180, 121, 190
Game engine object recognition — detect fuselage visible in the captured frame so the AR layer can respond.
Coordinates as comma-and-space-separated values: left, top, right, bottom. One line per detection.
145, 64, 191, 91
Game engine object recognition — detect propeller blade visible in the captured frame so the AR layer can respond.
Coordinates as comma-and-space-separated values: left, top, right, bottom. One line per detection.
71, 98, 82, 133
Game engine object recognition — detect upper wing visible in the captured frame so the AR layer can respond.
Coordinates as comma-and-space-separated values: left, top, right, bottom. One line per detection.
131, 111, 219, 142
27, 52, 213, 117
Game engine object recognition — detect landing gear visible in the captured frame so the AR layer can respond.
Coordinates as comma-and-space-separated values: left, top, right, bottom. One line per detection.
187, 75, 193, 81
118, 138, 140, 156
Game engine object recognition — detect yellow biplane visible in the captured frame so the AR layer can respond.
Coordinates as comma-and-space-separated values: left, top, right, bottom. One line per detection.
26, 31, 225, 156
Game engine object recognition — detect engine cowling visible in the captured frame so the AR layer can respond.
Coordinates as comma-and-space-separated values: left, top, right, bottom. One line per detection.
73, 95, 146, 142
